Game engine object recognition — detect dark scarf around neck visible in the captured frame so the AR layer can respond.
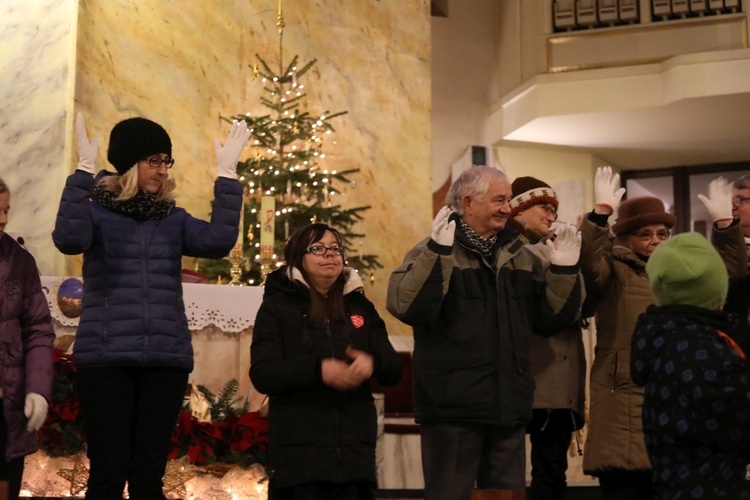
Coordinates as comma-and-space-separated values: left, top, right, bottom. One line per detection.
92, 183, 175, 221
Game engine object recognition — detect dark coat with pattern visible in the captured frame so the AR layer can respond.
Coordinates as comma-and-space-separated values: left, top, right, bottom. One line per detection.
52, 171, 242, 372
250, 266, 403, 490
0, 234, 54, 461
632, 304, 750, 499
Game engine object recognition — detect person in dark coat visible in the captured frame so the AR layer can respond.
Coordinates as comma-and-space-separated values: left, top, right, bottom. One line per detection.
52, 113, 249, 499
251, 223, 403, 500
631, 232, 750, 499
0, 178, 55, 500
387, 166, 584, 500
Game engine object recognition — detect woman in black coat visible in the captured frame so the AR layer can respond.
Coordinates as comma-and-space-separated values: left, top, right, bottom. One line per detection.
250, 223, 403, 500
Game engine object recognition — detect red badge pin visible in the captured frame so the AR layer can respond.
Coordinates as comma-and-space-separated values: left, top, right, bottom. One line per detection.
350, 314, 365, 329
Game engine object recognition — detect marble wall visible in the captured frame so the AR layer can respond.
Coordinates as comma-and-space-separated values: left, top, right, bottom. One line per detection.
2, 0, 432, 336
0, 0, 75, 274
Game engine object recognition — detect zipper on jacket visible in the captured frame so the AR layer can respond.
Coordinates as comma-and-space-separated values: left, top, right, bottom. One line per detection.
326, 320, 344, 473
103, 296, 110, 341
540, 409, 552, 432
140, 224, 150, 363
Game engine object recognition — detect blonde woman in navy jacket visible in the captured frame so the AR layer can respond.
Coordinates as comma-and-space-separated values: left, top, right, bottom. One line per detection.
53, 114, 249, 499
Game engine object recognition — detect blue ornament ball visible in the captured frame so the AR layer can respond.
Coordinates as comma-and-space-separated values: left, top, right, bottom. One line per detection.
57, 278, 84, 318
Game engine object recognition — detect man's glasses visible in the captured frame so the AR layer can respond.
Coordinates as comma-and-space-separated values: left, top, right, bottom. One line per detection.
732, 196, 750, 209
632, 229, 670, 241
307, 245, 343, 256
143, 156, 175, 169
538, 203, 558, 221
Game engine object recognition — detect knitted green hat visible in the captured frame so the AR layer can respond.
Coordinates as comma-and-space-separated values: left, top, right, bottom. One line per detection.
646, 232, 728, 310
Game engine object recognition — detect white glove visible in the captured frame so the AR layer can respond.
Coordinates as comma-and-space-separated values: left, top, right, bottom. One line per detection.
548, 224, 581, 266
24, 392, 48, 432
431, 206, 456, 247
75, 112, 99, 175
698, 177, 734, 221
594, 166, 626, 213
214, 119, 251, 179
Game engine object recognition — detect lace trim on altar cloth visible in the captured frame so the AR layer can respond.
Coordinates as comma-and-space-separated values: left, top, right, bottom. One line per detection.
40, 276, 264, 333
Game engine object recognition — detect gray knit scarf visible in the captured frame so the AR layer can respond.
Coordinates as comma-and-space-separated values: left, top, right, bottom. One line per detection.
458, 218, 497, 258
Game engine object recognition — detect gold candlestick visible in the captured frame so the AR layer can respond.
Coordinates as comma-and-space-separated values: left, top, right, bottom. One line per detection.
228, 244, 246, 286
260, 246, 274, 285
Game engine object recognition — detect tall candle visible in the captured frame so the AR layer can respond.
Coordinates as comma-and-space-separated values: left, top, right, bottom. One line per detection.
236, 200, 245, 248
260, 196, 276, 255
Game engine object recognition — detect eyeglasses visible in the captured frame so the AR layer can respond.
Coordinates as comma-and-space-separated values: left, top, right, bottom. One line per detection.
307, 245, 343, 256
142, 156, 175, 169
632, 229, 670, 241
732, 196, 750, 209
538, 203, 558, 221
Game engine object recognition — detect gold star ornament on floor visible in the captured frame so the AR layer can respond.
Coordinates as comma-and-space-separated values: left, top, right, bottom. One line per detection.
57, 457, 89, 496
162, 458, 198, 497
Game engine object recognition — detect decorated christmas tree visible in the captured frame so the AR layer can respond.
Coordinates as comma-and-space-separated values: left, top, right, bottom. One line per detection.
198, 4, 380, 284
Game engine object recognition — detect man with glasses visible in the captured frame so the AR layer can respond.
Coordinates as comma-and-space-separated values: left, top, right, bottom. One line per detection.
698, 175, 750, 352
508, 177, 587, 500
387, 166, 584, 500
580, 167, 675, 499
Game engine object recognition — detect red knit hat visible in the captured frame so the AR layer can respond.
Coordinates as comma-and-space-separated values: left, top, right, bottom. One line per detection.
510, 177, 558, 217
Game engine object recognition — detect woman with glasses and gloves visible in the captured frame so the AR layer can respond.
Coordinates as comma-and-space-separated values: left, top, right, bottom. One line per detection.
0, 178, 54, 500
508, 177, 586, 500
52, 113, 249, 499
580, 167, 675, 500
251, 223, 403, 500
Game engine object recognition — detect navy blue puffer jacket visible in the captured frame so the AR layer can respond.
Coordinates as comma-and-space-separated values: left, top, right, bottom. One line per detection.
52, 171, 242, 372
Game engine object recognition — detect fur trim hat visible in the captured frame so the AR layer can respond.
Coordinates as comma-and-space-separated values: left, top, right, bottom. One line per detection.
107, 118, 172, 175
646, 232, 728, 310
612, 196, 675, 237
510, 177, 558, 217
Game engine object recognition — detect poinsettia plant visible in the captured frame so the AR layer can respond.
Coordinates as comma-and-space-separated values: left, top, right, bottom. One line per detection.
168, 380, 267, 466
38, 348, 267, 468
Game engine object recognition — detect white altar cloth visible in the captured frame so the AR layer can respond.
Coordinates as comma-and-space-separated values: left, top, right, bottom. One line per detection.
40, 276, 265, 331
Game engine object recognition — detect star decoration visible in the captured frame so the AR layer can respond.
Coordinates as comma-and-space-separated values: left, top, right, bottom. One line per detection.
162, 458, 198, 497
57, 457, 89, 496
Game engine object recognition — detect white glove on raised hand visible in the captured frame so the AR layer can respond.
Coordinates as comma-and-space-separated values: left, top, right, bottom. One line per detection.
214, 119, 251, 179
431, 206, 456, 247
24, 392, 48, 432
594, 166, 626, 213
698, 177, 734, 222
547, 224, 581, 266
75, 112, 99, 175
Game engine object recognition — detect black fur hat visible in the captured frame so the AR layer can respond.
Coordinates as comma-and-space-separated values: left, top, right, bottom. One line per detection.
107, 117, 172, 175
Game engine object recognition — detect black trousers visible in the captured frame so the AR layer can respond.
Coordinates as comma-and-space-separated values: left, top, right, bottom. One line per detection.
421, 422, 526, 500
597, 470, 653, 500
0, 399, 24, 500
271, 481, 376, 500
528, 425, 572, 500
527, 409, 581, 500
77, 366, 188, 500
